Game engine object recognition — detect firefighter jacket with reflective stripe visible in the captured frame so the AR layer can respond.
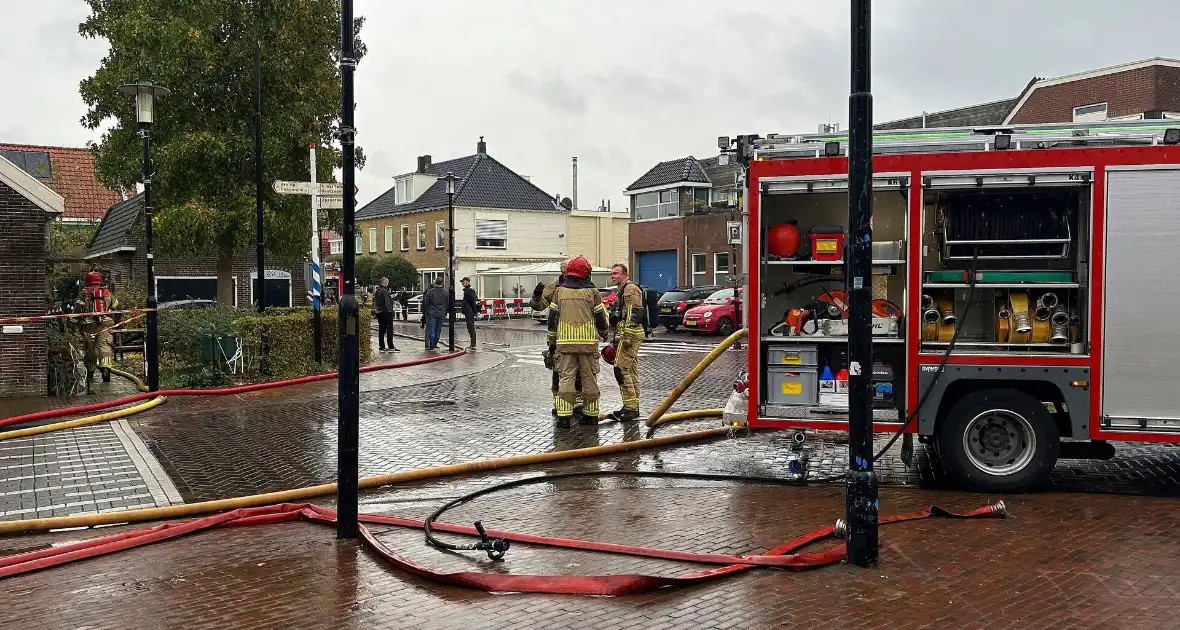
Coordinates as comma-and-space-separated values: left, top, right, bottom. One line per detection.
612, 282, 646, 340
530, 276, 562, 312
547, 277, 608, 353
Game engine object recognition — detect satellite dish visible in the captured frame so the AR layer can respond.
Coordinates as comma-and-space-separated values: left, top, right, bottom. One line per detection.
560, 197, 573, 210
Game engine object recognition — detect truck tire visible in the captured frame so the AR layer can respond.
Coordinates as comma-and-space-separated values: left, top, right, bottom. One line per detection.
936, 388, 1059, 493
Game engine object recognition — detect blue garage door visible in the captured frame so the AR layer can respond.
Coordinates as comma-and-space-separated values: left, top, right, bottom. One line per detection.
637, 250, 678, 292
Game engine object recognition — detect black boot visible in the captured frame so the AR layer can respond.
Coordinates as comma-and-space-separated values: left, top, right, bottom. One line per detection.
101, 368, 111, 383
610, 408, 641, 422
579, 414, 600, 426
555, 415, 571, 428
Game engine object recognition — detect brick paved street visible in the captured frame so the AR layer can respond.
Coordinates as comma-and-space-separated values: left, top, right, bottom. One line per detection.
3, 326, 1180, 628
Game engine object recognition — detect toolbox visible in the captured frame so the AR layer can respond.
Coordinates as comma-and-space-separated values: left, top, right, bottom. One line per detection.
767, 366, 819, 405
809, 226, 845, 262
767, 344, 819, 367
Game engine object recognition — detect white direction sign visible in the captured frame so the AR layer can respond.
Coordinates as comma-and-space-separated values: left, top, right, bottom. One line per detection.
272, 180, 355, 197
318, 182, 344, 196
319, 195, 343, 209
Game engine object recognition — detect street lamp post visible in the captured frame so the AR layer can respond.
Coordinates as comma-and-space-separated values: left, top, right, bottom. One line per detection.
440, 172, 459, 351
119, 82, 170, 393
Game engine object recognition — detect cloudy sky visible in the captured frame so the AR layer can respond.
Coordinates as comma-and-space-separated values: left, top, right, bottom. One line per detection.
3, 0, 1179, 210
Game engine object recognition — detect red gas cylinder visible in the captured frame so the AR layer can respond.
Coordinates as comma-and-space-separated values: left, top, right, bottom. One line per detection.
767, 222, 801, 258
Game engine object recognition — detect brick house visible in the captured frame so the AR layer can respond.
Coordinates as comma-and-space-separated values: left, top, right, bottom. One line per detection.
356, 137, 569, 297
0, 143, 125, 224
84, 194, 307, 308
624, 155, 742, 292
879, 57, 1180, 130
0, 153, 65, 396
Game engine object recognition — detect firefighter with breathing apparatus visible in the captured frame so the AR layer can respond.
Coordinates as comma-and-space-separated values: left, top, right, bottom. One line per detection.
546, 256, 609, 426
604, 263, 646, 422
77, 270, 119, 395
533, 260, 584, 417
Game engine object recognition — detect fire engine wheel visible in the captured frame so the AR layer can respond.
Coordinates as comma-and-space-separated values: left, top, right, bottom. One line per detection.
936, 389, 1059, 493
715, 317, 735, 337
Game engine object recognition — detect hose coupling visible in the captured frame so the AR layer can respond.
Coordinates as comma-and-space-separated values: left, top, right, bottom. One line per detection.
792, 430, 807, 444
833, 518, 848, 539
473, 521, 511, 561
990, 500, 1007, 517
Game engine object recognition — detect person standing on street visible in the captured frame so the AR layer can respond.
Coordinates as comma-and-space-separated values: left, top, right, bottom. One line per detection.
460, 277, 479, 349
423, 277, 449, 351
373, 277, 399, 353
547, 256, 609, 426
396, 287, 410, 321
532, 260, 583, 417
608, 263, 645, 422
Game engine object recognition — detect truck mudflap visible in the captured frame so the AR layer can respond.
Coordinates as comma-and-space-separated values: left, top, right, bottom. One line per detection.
723, 389, 748, 426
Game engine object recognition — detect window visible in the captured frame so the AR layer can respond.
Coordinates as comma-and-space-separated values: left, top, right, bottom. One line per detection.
691, 253, 707, 287
0, 150, 51, 179
1073, 102, 1108, 122
368, 228, 377, 253
693, 188, 709, 204
395, 177, 414, 204
634, 188, 679, 221
710, 187, 734, 206
475, 219, 508, 249
400, 225, 410, 251
384, 226, 394, 253
420, 269, 444, 290
329, 240, 343, 255
417, 223, 426, 250
435, 220, 446, 249
356, 235, 363, 254
714, 252, 730, 282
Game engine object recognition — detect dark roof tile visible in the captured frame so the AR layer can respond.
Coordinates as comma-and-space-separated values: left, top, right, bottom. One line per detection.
625, 157, 711, 191
86, 193, 143, 257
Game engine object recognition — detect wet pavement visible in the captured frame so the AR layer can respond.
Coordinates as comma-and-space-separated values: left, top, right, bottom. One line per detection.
3, 325, 1180, 627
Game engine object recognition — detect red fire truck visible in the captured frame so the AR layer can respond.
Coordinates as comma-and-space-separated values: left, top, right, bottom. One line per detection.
722, 120, 1180, 493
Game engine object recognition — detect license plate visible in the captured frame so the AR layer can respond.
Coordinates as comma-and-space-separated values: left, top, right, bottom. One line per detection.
660, 307, 672, 313
684, 320, 697, 327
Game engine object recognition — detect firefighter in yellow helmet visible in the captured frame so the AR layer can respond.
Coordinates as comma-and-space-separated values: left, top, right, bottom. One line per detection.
547, 256, 609, 426
532, 260, 583, 417
607, 263, 646, 422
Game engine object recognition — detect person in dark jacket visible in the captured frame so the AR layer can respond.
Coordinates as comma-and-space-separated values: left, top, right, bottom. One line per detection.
422, 277, 449, 350
460, 277, 479, 349
373, 277, 399, 352
396, 288, 410, 321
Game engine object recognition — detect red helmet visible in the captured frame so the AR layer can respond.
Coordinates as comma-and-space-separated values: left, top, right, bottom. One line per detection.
85, 271, 103, 286
565, 256, 592, 279
601, 343, 616, 364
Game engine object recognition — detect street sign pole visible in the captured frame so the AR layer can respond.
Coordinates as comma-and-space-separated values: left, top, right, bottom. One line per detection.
337, 0, 360, 541
846, 0, 879, 568
310, 144, 322, 367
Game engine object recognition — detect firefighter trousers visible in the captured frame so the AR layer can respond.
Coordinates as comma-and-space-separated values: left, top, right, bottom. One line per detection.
551, 362, 583, 409
612, 334, 641, 411
557, 352, 600, 418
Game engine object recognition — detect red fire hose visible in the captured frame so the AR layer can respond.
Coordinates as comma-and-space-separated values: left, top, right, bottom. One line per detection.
0, 351, 465, 428
0, 500, 1005, 595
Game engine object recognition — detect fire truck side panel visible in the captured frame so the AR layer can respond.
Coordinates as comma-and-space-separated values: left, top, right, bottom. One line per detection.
916, 365, 1090, 438
1098, 166, 1180, 436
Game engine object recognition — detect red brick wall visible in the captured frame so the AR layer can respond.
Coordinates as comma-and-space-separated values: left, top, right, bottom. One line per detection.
1010, 66, 1180, 124
0, 182, 50, 396
685, 211, 742, 286
628, 218, 686, 286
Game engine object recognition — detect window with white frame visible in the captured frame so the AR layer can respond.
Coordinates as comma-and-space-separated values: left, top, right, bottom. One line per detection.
417, 223, 426, 250
691, 253, 707, 287
329, 240, 343, 255
356, 235, 363, 254
714, 251, 730, 282
1073, 102, 1108, 122
400, 225, 410, 251
368, 228, 377, 253
384, 226, 394, 252
475, 219, 507, 249
420, 269, 444, 289
710, 187, 734, 206
634, 189, 679, 221
435, 220, 445, 249
395, 177, 414, 204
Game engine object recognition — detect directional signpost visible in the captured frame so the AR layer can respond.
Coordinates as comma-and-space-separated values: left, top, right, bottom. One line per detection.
273, 174, 358, 367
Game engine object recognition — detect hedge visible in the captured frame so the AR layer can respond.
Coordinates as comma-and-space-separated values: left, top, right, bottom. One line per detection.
157, 305, 372, 387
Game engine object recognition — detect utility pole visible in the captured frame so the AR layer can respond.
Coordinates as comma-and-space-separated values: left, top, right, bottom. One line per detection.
336, 0, 360, 540
310, 144, 322, 366
845, 0, 879, 567
254, 0, 266, 313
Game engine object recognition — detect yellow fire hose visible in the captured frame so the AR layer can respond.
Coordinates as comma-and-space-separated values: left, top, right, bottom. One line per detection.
645, 328, 747, 428
108, 367, 150, 393
0, 333, 749, 534
0, 396, 166, 441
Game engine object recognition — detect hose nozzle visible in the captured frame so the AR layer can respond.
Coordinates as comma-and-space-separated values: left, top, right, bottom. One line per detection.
990, 500, 1007, 517
833, 519, 847, 539
473, 521, 511, 561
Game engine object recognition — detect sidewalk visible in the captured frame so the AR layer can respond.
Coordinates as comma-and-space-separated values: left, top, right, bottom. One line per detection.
1, 467, 1176, 629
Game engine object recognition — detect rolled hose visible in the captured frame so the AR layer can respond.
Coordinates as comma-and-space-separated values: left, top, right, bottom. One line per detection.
644, 328, 747, 428
0, 350, 467, 430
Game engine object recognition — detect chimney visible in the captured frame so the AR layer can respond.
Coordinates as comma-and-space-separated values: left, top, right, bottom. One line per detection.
477, 136, 486, 154
416, 155, 431, 173
571, 157, 578, 211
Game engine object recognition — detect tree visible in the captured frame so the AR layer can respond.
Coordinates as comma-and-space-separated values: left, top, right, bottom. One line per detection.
78, 0, 367, 305
354, 256, 377, 288
372, 256, 417, 291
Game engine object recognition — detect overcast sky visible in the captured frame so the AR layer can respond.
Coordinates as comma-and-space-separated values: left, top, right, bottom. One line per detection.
3, 0, 1179, 211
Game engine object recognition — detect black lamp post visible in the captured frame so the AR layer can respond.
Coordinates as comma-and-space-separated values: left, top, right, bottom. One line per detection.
439, 172, 459, 351
119, 82, 169, 393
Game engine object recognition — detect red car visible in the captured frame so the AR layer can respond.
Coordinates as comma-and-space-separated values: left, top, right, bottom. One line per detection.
681, 288, 742, 335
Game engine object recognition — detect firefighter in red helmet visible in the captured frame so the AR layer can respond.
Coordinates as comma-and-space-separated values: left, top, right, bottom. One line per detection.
546, 256, 609, 426
77, 270, 119, 394
532, 259, 583, 416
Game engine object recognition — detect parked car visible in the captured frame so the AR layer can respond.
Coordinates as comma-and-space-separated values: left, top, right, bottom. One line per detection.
680, 287, 742, 336
158, 299, 217, 310
656, 286, 720, 331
